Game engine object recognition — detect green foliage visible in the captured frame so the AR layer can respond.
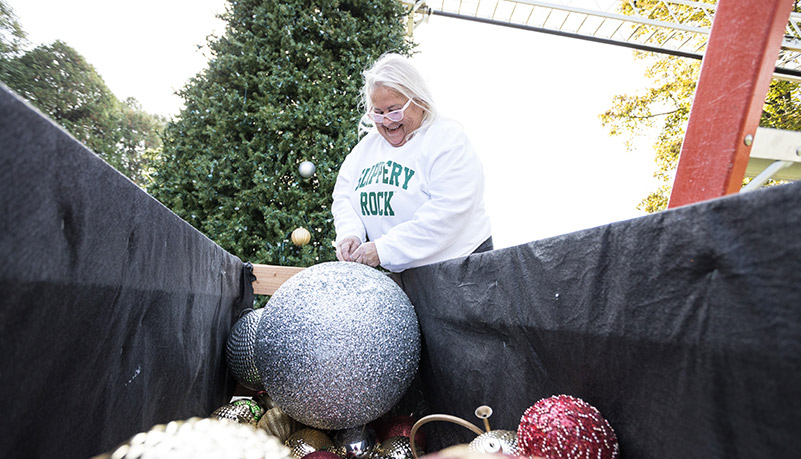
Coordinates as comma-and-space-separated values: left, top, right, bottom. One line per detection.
0, 0, 27, 58
600, 0, 801, 213
0, 3, 165, 188
150, 0, 411, 267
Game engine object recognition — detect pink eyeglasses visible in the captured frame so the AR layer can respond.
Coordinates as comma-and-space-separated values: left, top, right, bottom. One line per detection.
367, 98, 413, 123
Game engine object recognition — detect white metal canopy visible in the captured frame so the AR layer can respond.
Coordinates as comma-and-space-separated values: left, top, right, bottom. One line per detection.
401, 0, 801, 81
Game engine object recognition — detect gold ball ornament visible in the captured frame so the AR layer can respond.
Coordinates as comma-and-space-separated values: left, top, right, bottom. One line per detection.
258, 406, 301, 443
285, 428, 334, 459
291, 227, 311, 246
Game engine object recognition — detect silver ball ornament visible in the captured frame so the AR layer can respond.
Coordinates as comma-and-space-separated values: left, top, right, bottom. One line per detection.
226, 308, 265, 391
332, 425, 378, 459
299, 161, 316, 178
254, 262, 420, 430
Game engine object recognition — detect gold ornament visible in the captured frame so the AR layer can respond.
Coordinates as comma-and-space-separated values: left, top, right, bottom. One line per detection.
285, 428, 333, 459
258, 406, 301, 443
291, 227, 311, 246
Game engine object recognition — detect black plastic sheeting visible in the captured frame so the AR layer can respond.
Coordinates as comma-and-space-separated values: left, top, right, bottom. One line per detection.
3, 80, 801, 458
0, 84, 254, 457
395, 179, 801, 457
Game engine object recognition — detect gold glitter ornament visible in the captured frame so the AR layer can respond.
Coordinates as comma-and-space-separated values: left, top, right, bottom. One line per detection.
91, 417, 292, 459
285, 428, 334, 459
291, 227, 311, 246
258, 406, 301, 443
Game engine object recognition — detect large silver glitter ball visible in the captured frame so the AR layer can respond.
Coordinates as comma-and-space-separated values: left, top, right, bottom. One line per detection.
227, 308, 266, 391
254, 262, 420, 430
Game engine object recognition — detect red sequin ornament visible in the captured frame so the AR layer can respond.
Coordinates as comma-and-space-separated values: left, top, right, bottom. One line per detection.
516, 395, 619, 459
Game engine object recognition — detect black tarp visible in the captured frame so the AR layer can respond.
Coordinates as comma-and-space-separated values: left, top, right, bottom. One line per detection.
0, 84, 253, 457
3, 81, 801, 458
396, 178, 801, 458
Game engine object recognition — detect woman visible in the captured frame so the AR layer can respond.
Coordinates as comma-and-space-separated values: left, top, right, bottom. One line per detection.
332, 53, 492, 273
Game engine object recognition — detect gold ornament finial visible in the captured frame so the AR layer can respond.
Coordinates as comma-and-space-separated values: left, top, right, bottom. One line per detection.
474, 405, 492, 432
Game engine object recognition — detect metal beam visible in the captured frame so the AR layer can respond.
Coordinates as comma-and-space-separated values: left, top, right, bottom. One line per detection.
415, 0, 801, 79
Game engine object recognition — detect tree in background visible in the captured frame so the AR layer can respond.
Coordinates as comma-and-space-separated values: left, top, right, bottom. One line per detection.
600, 0, 801, 213
0, 0, 26, 58
151, 0, 411, 267
0, 1, 164, 188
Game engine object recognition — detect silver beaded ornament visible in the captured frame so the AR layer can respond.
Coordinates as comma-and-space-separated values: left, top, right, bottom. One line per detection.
254, 262, 420, 430
468, 430, 518, 455
94, 417, 292, 459
210, 400, 264, 426
378, 436, 424, 459
226, 308, 266, 391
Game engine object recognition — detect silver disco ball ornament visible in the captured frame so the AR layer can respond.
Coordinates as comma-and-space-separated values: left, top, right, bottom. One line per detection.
227, 308, 265, 391
254, 262, 420, 430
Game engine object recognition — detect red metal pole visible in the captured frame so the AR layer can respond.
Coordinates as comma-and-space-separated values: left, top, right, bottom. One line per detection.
667, 0, 794, 208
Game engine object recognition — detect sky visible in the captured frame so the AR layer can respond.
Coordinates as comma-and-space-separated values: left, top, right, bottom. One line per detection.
6, 0, 661, 249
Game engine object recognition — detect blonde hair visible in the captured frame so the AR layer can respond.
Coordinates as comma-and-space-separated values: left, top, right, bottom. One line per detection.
359, 53, 438, 139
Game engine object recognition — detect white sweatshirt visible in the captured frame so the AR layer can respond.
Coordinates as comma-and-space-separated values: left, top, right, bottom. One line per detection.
332, 117, 492, 272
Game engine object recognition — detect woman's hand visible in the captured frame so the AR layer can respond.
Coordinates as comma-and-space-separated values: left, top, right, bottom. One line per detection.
336, 236, 362, 262
351, 241, 380, 267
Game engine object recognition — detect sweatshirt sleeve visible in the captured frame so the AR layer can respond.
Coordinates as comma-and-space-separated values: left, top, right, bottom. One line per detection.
374, 126, 485, 271
332, 151, 366, 245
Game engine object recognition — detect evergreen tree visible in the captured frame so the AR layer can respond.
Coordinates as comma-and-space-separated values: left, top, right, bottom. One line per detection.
151, 0, 411, 267
600, 0, 801, 212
